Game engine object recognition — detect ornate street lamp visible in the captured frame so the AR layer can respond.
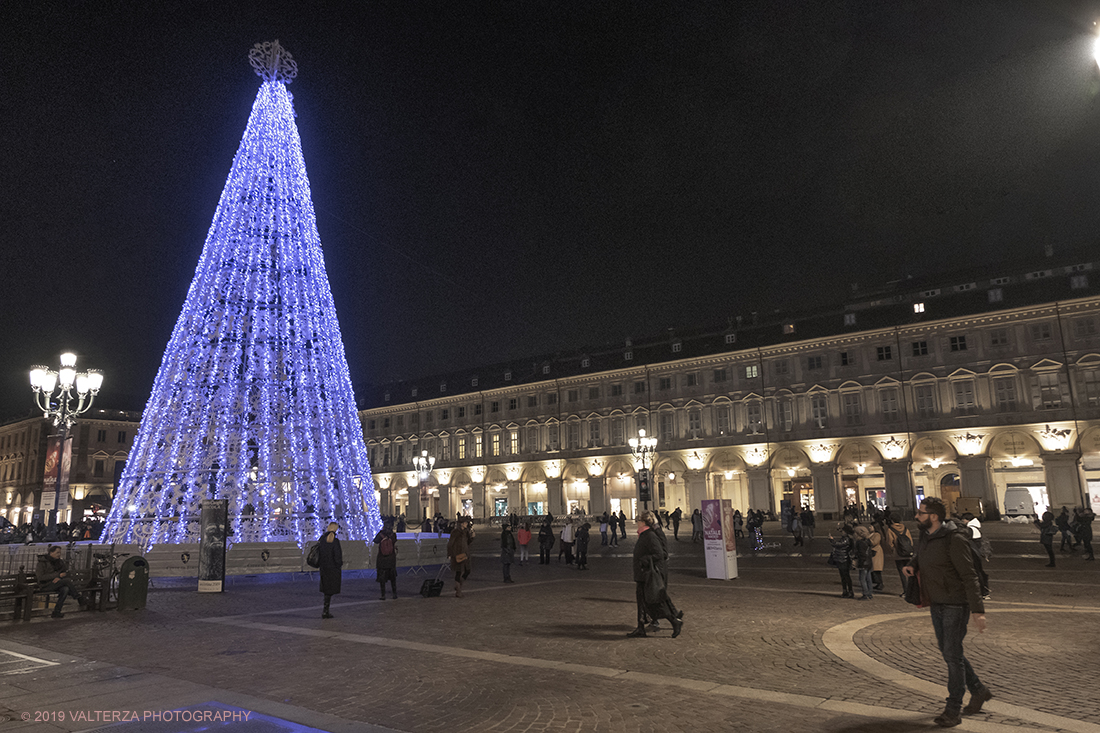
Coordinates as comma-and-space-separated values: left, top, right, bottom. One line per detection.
413, 449, 435, 521
628, 428, 657, 512
30, 352, 104, 537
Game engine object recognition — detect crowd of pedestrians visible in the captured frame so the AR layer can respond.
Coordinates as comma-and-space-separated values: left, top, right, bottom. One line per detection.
1036, 505, 1095, 566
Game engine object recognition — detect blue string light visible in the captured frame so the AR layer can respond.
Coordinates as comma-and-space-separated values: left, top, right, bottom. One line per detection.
102, 47, 381, 548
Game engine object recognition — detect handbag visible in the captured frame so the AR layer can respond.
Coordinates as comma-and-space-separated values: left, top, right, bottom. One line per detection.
306, 543, 320, 568
642, 558, 667, 607
455, 552, 468, 563
904, 570, 923, 606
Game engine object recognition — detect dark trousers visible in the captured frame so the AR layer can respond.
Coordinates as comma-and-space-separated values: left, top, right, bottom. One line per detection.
1059, 530, 1076, 551
43, 578, 78, 611
1042, 542, 1055, 565
1083, 535, 1094, 560
377, 569, 397, 596
930, 603, 984, 708
539, 546, 551, 564
502, 562, 512, 581
837, 566, 853, 596
895, 559, 910, 591
970, 543, 989, 595
600, 530, 608, 545
672, 521, 680, 540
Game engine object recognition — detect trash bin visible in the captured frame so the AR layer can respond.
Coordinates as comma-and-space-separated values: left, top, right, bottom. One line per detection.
116, 556, 150, 611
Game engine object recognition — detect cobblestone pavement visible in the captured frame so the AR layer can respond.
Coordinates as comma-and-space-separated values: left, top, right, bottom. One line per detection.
2, 523, 1098, 733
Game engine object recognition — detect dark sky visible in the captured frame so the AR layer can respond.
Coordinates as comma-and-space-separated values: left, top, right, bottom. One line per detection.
4, 1, 1100, 421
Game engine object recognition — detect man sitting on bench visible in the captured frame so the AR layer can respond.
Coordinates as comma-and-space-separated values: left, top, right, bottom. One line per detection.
36, 546, 83, 618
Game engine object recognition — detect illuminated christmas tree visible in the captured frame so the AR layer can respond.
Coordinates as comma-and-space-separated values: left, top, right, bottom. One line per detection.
102, 41, 381, 546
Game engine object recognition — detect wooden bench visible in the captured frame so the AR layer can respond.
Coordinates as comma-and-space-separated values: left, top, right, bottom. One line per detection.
17, 571, 104, 621
0, 574, 31, 621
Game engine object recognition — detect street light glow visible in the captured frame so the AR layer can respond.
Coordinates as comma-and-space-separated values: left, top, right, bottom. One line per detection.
1094, 34, 1100, 70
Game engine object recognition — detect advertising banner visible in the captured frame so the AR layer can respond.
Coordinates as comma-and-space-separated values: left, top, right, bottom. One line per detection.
198, 499, 228, 593
702, 498, 738, 580
41, 435, 72, 514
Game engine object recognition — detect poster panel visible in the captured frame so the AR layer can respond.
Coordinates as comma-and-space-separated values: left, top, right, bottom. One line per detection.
702, 498, 738, 580
198, 499, 228, 593
41, 436, 73, 513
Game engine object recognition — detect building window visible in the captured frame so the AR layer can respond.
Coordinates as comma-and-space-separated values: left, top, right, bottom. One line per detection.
474, 404, 483, 416
567, 422, 580, 450
383, 417, 391, 429
547, 393, 558, 405
659, 377, 672, 391
581, 358, 590, 368
589, 420, 601, 446
840, 352, 851, 367
1030, 323, 1052, 342
988, 288, 1003, 303
457, 437, 466, 460
97, 429, 107, 443
611, 417, 625, 445
1073, 318, 1098, 338
509, 430, 519, 455
746, 403, 762, 433
589, 386, 600, 400
745, 365, 759, 379
912, 341, 928, 357
611, 384, 623, 397
634, 381, 646, 394
807, 356, 822, 371
687, 409, 702, 438
881, 388, 899, 423
425, 411, 434, 425
471, 377, 479, 387
842, 392, 862, 425
993, 376, 1017, 412
672, 341, 682, 353
714, 368, 728, 383
528, 395, 538, 408
1034, 372, 1065, 409
504, 371, 512, 381
989, 328, 1009, 347
811, 394, 828, 429
953, 381, 976, 415
949, 335, 967, 352
441, 409, 450, 421
844, 313, 856, 326
1071, 274, 1089, 289
782, 323, 795, 335
568, 389, 579, 402
93, 459, 105, 478
491, 433, 501, 456
411, 387, 418, 398
685, 373, 698, 387
1082, 369, 1100, 406
548, 424, 559, 451
384, 392, 390, 402
774, 360, 789, 376
921, 289, 941, 297
383, 446, 391, 466
526, 426, 539, 452
779, 400, 793, 431
368, 420, 376, 431
954, 282, 976, 292
877, 345, 892, 361
725, 333, 737, 345
543, 365, 551, 375
659, 412, 674, 441
118, 431, 127, 443
457, 407, 466, 419
991, 276, 1010, 285
915, 384, 936, 419
635, 414, 648, 436
440, 383, 447, 393
396, 415, 405, 430
474, 434, 483, 458
508, 398, 517, 411
491, 401, 500, 413
624, 351, 633, 361
716, 405, 731, 435
913, 302, 925, 314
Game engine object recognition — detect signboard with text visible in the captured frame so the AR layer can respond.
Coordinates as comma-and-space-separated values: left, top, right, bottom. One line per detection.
702, 498, 738, 580
41, 435, 73, 515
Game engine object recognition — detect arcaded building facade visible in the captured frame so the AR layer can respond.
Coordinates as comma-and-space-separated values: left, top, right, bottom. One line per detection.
360, 254, 1100, 522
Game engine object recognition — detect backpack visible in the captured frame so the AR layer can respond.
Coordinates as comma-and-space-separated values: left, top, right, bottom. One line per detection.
894, 530, 913, 558
378, 533, 395, 556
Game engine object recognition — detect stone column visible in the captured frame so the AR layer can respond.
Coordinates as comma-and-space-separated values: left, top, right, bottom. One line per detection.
587, 476, 605, 516
473, 482, 487, 519
684, 470, 707, 513
1040, 452, 1085, 510
882, 460, 915, 515
507, 481, 521, 515
956, 455, 996, 507
436, 484, 451, 519
747, 468, 772, 513
810, 463, 841, 518
547, 478, 565, 516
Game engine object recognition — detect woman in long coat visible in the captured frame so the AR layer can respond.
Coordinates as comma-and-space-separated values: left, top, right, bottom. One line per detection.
869, 524, 885, 591
628, 511, 683, 638
447, 519, 475, 597
373, 523, 399, 600
318, 522, 343, 619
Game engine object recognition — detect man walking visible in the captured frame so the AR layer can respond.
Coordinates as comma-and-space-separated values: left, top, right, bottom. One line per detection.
904, 497, 990, 728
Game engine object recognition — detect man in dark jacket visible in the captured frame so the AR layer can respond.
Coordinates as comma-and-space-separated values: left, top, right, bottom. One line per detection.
670, 507, 683, 540
373, 522, 399, 600
627, 511, 683, 639
36, 546, 81, 618
904, 497, 989, 728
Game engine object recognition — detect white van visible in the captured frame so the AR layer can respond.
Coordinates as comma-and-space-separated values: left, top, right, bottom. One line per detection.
1003, 486, 1044, 518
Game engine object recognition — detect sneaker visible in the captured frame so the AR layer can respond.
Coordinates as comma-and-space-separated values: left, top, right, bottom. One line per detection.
962, 687, 993, 715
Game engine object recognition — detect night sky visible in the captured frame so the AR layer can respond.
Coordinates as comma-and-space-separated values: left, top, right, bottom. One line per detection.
4, 1, 1100, 422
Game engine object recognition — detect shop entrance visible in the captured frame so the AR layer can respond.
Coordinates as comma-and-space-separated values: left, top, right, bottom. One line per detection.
782, 479, 815, 511
865, 488, 886, 511
940, 474, 961, 514
527, 501, 545, 516
493, 498, 508, 516
609, 497, 638, 520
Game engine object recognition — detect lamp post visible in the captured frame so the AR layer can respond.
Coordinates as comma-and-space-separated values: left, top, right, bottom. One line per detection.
413, 449, 435, 521
628, 428, 657, 513
29, 353, 104, 538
